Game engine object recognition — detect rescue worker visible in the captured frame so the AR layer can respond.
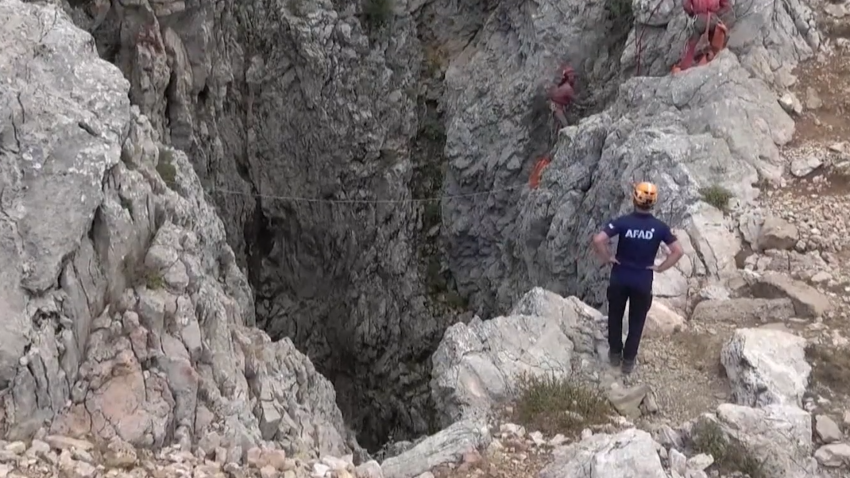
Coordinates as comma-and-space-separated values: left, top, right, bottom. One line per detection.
671, 0, 733, 74
590, 182, 684, 374
547, 66, 576, 128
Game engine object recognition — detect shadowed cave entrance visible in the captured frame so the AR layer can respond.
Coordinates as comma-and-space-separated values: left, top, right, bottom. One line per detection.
241, 159, 449, 454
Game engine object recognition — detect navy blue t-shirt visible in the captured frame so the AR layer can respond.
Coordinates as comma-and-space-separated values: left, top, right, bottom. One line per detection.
603, 212, 677, 292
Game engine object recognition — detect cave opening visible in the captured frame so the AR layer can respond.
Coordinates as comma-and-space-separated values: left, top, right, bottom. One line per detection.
237, 86, 461, 456
235, 0, 641, 456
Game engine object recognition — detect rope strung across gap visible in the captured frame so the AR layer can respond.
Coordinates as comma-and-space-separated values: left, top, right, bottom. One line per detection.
207, 183, 528, 205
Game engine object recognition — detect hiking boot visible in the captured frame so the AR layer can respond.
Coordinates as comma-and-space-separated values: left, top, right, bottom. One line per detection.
608, 351, 622, 367
621, 359, 636, 375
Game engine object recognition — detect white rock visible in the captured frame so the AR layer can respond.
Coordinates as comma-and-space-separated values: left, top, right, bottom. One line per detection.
814, 443, 850, 467
720, 328, 810, 407
312, 463, 331, 477
354, 460, 383, 478
669, 448, 687, 475
686, 453, 713, 471
540, 428, 667, 478
321, 456, 350, 471
778, 93, 802, 115
790, 155, 823, 178
500, 423, 526, 437
815, 415, 842, 443
529, 431, 545, 446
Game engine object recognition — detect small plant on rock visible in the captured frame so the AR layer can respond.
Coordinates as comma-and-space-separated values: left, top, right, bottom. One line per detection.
691, 419, 767, 478
287, 0, 305, 15
156, 147, 178, 189
119, 195, 134, 216
806, 344, 850, 395
362, 0, 393, 30
144, 270, 165, 290
699, 184, 733, 211
512, 372, 613, 436
605, 0, 633, 22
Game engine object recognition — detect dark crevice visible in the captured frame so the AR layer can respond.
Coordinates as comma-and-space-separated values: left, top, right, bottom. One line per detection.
243, 197, 272, 287
198, 84, 210, 105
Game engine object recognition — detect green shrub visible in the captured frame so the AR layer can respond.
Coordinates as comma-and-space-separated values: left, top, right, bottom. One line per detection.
144, 271, 165, 290
512, 372, 613, 436
156, 148, 178, 189
423, 202, 441, 228
605, 0, 633, 21
425, 258, 446, 293
119, 195, 134, 216
363, 0, 393, 30
443, 291, 466, 309
692, 420, 767, 478
806, 344, 850, 395
699, 184, 733, 211
287, 0, 305, 15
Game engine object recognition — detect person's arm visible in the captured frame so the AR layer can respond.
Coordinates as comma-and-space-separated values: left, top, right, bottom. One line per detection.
717, 0, 732, 15
549, 83, 575, 106
591, 219, 620, 264
652, 228, 684, 272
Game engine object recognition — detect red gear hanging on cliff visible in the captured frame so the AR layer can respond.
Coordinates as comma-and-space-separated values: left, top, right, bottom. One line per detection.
530, 66, 576, 190
671, 0, 732, 74
528, 155, 552, 189
547, 66, 576, 128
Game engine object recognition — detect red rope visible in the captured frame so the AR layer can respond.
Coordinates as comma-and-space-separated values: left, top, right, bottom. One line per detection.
529, 156, 552, 189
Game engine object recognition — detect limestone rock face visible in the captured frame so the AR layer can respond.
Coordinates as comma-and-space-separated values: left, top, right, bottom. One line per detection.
49, 0, 824, 452
720, 328, 810, 408
711, 404, 818, 478
0, 0, 353, 459
70, 0, 457, 445
539, 428, 668, 478
429, 288, 604, 427
439, 0, 817, 314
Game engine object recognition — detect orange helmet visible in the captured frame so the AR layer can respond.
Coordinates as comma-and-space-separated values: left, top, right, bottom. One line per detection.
633, 182, 658, 209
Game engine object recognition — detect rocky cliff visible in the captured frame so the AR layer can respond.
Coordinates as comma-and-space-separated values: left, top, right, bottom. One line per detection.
44, 0, 828, 451
6, 0, 831, 462
440, 0, 821, 314
67, 0, 462, 448
0, 0, 356, 460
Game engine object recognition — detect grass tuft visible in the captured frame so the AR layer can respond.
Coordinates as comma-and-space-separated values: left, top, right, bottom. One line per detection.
699, 185, 733, 211
511, 372, 613, 436
691, 419, 767, 478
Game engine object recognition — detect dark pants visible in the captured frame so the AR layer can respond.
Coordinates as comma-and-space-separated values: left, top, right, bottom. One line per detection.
607, 283, 653, 361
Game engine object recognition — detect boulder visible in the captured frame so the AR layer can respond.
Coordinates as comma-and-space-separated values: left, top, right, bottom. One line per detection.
790, 155, 823, 177
814, 415, 842, 444
380, 420, 490, 478
606, 384, 652, 419
815, 443, 850, 468
539, 428, 667, 478
623, 299, 686, 338
720, 328, 810, 408
429, 288, 604, 427
751, 271, 832, 318
713, 404, 817, 478
758, 216, 799, 251
690, 298, 795, 323
0, 0, 353, 457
